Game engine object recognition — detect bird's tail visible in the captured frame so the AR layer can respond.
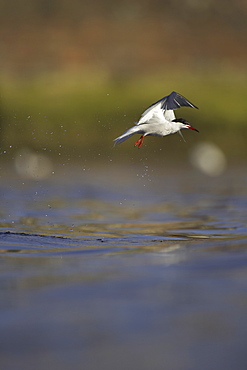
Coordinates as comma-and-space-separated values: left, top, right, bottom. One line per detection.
114, 126, 140, 146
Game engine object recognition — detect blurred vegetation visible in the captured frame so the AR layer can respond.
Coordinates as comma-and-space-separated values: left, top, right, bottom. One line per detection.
0, 0, 247, 163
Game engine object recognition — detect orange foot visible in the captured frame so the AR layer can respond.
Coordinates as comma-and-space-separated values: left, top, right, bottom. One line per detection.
134, 135, 145, 148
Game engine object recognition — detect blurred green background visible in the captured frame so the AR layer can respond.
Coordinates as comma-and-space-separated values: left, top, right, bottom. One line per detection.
1, 0, 247, 169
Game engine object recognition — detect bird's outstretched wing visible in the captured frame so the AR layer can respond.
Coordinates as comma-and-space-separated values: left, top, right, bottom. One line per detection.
153, 91, 198, 111
137, 91, 198, 125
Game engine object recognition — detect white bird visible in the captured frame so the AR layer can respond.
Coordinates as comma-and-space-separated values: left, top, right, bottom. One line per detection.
114, 91, 199, 148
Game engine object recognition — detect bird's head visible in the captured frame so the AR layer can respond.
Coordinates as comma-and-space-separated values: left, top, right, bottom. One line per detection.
172, 118, 199, 132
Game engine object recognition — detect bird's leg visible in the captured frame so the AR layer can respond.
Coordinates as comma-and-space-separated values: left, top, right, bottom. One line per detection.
134, 135, 145, 148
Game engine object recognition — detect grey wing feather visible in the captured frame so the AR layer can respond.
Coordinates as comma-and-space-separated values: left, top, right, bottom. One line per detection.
137, 91, 198, 125
147, 91, 198, 112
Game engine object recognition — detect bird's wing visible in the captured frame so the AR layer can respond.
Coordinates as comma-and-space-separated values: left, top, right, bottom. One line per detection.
163, 109, 176, 122
158, 91, 198, 111
136, 91, 198, 125
137, 100, 165, 125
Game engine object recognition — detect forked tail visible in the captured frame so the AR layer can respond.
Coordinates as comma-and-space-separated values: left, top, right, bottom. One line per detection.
114, 126, 140, 146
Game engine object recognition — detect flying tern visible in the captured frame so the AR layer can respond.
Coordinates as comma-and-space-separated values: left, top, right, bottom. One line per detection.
114, 91, 199, 148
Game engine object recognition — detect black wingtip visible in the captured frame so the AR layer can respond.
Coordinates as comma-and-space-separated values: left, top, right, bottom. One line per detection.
171, 91, 198, 110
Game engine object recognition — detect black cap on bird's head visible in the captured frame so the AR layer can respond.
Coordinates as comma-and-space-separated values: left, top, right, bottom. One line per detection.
172, 118, 199, 132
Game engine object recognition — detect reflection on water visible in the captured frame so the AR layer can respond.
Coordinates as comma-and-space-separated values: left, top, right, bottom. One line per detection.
1, 163, 247, 370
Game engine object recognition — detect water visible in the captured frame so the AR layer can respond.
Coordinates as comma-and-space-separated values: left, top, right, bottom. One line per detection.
1, 162, 247, 370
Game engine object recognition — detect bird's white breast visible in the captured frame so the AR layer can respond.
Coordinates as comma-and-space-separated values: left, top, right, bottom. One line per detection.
140, 121, 180, 137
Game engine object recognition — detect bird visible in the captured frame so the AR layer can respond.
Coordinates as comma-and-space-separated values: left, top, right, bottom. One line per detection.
114, 91, 199, 148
